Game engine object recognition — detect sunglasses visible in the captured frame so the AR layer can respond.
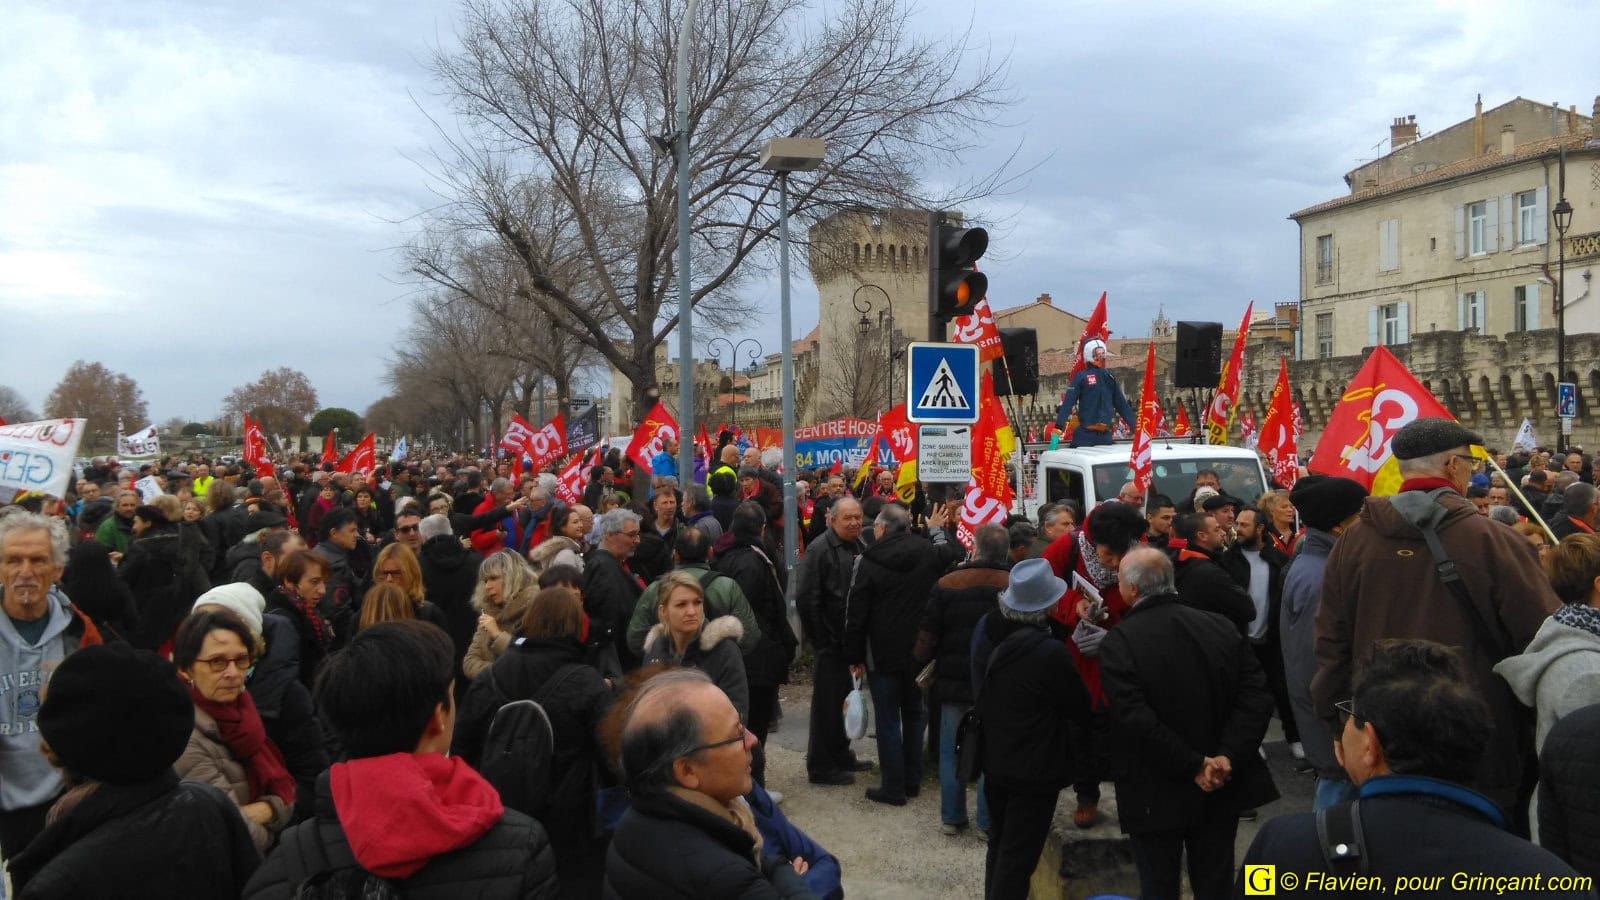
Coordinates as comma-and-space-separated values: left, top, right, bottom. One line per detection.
396, 525, 419, 534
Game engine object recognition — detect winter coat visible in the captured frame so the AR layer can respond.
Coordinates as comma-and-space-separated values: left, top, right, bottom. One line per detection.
453, 636, 612, 843
463, 582, 537, 681
419, 534, 483, 667
643, 616, 750, 722
843, 530, 965, 673
174, 706, 294, 852
95, 512, 134, 555
1171, 544, 1255, 634
628, 563, 763, 659
59, 539, 139, 641
970, 613, 1091, 791
1494, 613, 1600, 753
583, 547, 647, 671
1042, 530, 1131, 707
914, 563, 1008, 705
263, 587, 332, 692
311, 541, 363, 642
1538, 702, 1600, 880
529, 536, 584, 576
1241, 776, 1590, 896
1099, 591, 1279, 834
0, 589, 102, 813
7, 774, 259, 900
715, 539, 797, 689
633, 520, 682, 586
1278, 527, 1342, 779
1314, 486, 1559, 810
794, 528, 863, 652
1219, 540, 1289, 643
1052, 363, 1137, 432
243, 766, 560, 900
604, 790, 817, 900
746, 781, 841, 900
120, 523, 210, 650
250, 614, 326, 824
203, 505, 252, 577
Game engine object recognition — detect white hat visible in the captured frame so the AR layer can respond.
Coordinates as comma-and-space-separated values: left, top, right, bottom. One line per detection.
192, 583, 265, 638
1082, 339, 1107, 366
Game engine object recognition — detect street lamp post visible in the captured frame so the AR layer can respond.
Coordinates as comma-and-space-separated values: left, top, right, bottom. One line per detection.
853, 284, 896, 412
671, 0, 703, 485
708, 337, 764, 428
1554, 180, 1574, 452
759, 136, 826, 584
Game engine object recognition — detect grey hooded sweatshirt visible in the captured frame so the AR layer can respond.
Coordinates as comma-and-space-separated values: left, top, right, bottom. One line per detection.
0, 587, 92, 811
1494, 613, 1600, 753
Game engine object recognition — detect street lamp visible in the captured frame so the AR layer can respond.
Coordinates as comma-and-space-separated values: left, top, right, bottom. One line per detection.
760, 135, 826, 582
853, 284, 896, 412
708, 337, 764, 427
668, 0, 704, 486
1554, 189, 1574, 452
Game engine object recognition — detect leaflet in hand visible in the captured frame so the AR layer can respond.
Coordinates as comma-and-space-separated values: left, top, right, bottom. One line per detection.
1072, 572, 1106, 621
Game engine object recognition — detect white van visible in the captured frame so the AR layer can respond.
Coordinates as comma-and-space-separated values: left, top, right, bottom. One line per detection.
1028, 440, 1270, 517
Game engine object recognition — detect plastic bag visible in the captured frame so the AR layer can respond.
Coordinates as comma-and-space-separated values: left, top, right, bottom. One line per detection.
843, 674, 868, 740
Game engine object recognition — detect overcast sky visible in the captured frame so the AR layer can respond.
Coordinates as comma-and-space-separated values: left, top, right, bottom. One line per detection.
1, 0, 1590, 424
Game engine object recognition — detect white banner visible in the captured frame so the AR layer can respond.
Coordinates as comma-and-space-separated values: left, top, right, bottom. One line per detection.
117, 424, 160, 458
134, 475, 164, 503
0, 418, 86, 499
1512, 418, 1538, 453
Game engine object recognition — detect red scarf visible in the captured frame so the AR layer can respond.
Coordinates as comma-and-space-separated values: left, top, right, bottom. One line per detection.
1398, 476, 1459, 495
1567, 516, 1595, 534
283, 586, 334, 646
190, 684, 296, 807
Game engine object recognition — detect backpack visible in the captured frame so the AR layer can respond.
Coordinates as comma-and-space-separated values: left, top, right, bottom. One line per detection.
278, 819, 403, 900
478, 663, 583, 821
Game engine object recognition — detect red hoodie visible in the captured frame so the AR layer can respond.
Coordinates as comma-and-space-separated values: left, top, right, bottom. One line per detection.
330, 753, 504, 879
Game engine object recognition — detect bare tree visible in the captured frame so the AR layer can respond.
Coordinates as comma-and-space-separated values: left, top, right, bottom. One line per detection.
819, 324, 908, 420
418, 0, 1012, 422
222, 368, 319, 435
44, 361, 148, 449
0, 385, 38, 423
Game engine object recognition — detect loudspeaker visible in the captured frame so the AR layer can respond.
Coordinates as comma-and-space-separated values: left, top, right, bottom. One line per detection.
1174, 321, 1223, 388
993, 328, 1039, 396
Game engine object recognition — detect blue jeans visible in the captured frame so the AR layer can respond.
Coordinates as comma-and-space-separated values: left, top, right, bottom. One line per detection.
1314, 776, 1357, 811
867, 669, 926, 799
939, 703, 990, 830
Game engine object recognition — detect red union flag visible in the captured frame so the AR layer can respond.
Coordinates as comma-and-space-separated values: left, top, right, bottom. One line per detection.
1174, 402, 1192, 436
1308, 346, 1453, 494
1260, 357, 1299, 487
523, 414, 568, 470
1206, 302, 1253, 445
625, 402, 679, 473
1066, 292, 1110, 384
1129, 342, 1157, 496
335, 432, 376, 476
501, 415, 539, 456
878, 403, 917, 463
321, 430, 337, 465
950, 297, 1005, 363
556, 453, 586, 505
243, 415, 270, 473
955, 476, 1010, 550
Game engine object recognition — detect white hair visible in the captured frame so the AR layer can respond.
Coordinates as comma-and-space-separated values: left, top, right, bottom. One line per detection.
0, 511, 69, 568
418, 513, 453, 540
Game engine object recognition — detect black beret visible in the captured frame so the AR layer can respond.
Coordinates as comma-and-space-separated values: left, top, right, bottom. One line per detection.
1389, 417, 1483, 461
1289, 475, 1369, 531
38, 643, 194, 784
1202, 493, 1242, 513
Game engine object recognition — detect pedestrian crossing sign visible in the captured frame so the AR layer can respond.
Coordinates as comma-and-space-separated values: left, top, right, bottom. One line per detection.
906, 342, 980, 424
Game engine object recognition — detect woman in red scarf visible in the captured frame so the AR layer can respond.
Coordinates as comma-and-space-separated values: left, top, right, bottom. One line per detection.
173, 608, 297, 852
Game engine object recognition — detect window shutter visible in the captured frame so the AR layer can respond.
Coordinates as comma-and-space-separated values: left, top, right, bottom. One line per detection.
1483, 197, 1499, 253
1477, 290, 1487, 332
1398, 301, 1410, 343
1529, 283, 1540, 330
1457, 293, 1466, 330
1368, 306, 1380, 347
1454, 205, 1466, 258
1500, 194, 1514, 250
1536, 186, 1549, 244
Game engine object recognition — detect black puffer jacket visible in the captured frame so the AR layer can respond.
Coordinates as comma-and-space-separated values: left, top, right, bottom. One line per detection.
203, 504, 251, 579
264, 587, 334, 692
8, 774, 258, 899
1539, 701, 1600, 879
715, 538, 797, 689
632, 520, 681, 587
1172, 546, 1255, 634
250, 614, 327, 825
793, 527, 862, 652
604, 790, 816, 900
971, 613, 1091, 791
60, 540, 139, 642
583, 547, 646, 671
119, 523, 208, 650
419, 534, 483, 666
842, 531, 965, 673
915, 563, 1008, 705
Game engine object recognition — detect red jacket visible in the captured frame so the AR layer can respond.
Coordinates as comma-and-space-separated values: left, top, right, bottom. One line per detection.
1041, 531, 1128, 707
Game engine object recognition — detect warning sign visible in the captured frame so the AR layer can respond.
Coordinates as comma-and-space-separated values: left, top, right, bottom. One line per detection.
918, 425, 972, 483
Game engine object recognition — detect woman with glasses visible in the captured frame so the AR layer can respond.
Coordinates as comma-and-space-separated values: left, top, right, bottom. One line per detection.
172, 607, 297, 852
462, 550, 539, 680
371, 543, 448, 631
641, 570, 749, 723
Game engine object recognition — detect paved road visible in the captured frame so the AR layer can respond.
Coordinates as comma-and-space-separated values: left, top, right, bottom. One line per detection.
764, 681, 1318, 899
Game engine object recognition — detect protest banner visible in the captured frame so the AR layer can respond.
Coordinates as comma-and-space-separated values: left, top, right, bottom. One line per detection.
0, 418, 86, 500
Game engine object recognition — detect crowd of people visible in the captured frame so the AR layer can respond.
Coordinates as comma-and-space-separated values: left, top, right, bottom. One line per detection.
0, 416, 1598, 898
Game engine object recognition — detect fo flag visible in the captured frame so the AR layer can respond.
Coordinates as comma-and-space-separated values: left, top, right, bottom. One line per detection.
335, 433, 376, 476
625, 402, 679, 474
950, 297, 1005, 363
1206, 302, 1252, 445
1308, 346, 1453, 495
522, 415, 568, 470
1128, 342, 1157, 496
1259, 357, 1299, 488
1065, 292, 1110, 385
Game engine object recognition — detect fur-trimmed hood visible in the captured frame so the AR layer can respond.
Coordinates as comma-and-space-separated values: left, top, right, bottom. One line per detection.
644, 615, 743, 658
472, 582, 536, 627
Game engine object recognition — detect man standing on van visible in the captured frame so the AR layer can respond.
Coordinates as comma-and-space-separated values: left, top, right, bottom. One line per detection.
1052, 340, 1137, 448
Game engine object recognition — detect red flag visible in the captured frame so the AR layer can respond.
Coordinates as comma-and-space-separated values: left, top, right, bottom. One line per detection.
1174, 403, 1192, 436
321, 430, 337, 465
970, 373, 1015, 511
1206, 302, 1253, 445
751, 427, 783, 450
878, 403, 917, 463
955, 477, 1010, 550
625, 402, 679, 473
852, 432, 880, 491
1259, 357, 1299, 488
556, 453, 586, 505
1065, 292, 1110, 384
1241, 408, 1259, 449
828, 458, 843, 476
1308, 346, 1455, 494
1153, 396, 1169, 436
695, 424, 713, 470
950, 297, 1005, 363
243, 415, 270, 474
500, 414, 538, 456
1129, 342, 1158, 496
335, 433, 376, 476
524, 414, 568, 470
510, 452, 524, 482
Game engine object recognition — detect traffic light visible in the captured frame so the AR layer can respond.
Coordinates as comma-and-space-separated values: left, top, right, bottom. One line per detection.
928, 221, 988, 321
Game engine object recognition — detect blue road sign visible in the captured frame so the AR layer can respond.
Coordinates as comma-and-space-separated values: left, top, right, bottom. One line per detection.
907, 342, 980, 424
1559, 382, 1577, 418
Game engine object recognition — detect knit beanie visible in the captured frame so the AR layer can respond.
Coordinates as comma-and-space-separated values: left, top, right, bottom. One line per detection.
37, 643, 194, 784
193, 582, 266, 638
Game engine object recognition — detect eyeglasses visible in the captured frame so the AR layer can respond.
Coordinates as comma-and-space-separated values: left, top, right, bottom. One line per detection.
619, 529, 641, 538
1451, 454, 1479, 469
396, 525, 418, 534
195, 654, 253, 673
1334, 698, 1366, 729
376, 568, 404, 580
684, 723, 747, 757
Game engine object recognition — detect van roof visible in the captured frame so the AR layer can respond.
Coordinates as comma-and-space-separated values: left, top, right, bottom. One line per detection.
1036, 441, 1264, 466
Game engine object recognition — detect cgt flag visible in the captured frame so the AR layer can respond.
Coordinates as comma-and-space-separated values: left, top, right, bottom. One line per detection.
1174, 402, 1192, 437
556, 453, 586, 505
1259, 357, 1299, 488
1129, 342, 1157, 496
1307, 346, 1454, 495
950, 296, 1006, 363
1206, 302, 1253, 445
624, 402, 679, 474
335, 432, 376, 476
243, 415, 271, 474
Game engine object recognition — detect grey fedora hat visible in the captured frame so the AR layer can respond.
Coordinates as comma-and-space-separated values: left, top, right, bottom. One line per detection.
1000, 558, 1068, 614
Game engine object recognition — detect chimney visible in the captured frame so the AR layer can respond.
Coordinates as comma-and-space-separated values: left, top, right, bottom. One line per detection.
1593, 96, 1600, 138
1036, 293, 1052, 306
1390, 115, 1418, 150
1570, 104, 1579, 134
1473, 94, 1484, 154
1500, 123, 1515, 156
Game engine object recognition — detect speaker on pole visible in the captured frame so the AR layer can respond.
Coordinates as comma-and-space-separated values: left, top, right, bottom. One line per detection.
994, 328, 1039, 397
1174, 321, 1223, 389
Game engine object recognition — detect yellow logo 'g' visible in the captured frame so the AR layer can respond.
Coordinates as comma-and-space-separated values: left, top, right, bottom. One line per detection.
1243, 865, 1276, 896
